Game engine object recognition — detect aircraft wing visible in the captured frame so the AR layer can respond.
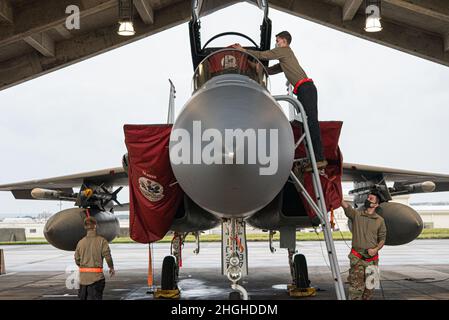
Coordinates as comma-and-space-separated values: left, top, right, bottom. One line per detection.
342, 162, 449, 192
2, 162, 449, 200
0, 167, 127, 199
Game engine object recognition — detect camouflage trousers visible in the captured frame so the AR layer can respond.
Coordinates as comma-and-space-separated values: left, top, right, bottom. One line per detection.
348, 252, 379, 300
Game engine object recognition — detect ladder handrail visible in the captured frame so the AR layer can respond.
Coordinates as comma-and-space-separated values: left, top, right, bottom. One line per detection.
273, 95, 347, 300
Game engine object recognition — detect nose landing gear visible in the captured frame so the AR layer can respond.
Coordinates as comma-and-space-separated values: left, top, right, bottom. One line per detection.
222, 218, 249, 300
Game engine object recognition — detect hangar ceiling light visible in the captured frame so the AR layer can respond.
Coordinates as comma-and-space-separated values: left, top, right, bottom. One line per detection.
118, 0, 136, 36
365, 0, 383, 33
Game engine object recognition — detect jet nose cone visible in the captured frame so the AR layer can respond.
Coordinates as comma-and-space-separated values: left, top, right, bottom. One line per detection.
170, 75, 295, 218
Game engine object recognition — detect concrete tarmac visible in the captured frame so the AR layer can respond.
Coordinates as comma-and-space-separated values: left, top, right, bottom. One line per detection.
1, 240, 449, 300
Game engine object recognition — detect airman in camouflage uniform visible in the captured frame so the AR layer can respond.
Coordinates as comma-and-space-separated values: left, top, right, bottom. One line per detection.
342, 193, 386, 300
348, 249, 379, 300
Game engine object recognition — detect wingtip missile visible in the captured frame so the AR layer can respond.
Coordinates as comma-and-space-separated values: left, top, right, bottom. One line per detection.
31, 188, 67, 200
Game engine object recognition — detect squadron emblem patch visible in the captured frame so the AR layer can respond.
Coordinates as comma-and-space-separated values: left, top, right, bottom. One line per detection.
222, 55, 237, 69
138, 177, 165, 202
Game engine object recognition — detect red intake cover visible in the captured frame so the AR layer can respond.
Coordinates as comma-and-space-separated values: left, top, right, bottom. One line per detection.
124, 124, 183, 243
124, 121, 344, 242
291, 121, 344, 220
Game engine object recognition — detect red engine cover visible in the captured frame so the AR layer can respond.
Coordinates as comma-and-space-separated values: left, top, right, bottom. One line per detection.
291, 121, 344, 221
124, 124, 183, 243
124, 121, 344, 243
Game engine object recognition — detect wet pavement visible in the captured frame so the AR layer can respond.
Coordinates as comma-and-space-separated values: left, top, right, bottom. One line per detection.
1, 240, 449, 300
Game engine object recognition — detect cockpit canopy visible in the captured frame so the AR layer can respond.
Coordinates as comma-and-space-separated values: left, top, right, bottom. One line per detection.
192, 49, 268, 92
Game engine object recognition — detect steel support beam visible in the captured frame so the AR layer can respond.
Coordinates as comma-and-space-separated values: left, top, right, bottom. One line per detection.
133, 0, 154, 24
445, 34, 449, 52
384, 0, 449, 24
24, 32, 55, 57
0, 0, 116, 49
53, 25, 72, 39
0, 0, 239, 91
270, 0, 449, 67
342, 0, 363, 21
1, 0, 449, 91
0, 0, 13, 24
0, 52, 42, 89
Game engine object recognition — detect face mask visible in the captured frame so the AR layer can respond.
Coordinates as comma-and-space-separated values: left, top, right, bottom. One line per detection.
364, 199, 374, 209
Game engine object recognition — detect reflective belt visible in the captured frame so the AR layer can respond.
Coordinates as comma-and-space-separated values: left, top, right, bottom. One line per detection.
293, 78, 313, 94
79, 267, 103, 273
350, 248, 379, 263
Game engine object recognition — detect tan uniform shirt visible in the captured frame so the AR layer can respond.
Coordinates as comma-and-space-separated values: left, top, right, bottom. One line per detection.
75, 230, 114, 285
344, 206, 387, 251
246, 46, 308, 86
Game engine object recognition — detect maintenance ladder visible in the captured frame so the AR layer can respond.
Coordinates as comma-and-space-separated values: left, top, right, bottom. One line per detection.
274, 92, 347, 300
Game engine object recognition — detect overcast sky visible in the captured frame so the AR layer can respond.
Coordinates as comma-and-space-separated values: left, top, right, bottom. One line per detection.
1, 2, 449, 217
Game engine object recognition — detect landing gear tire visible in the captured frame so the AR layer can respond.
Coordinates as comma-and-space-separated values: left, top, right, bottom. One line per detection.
161, 256, 178, 290
229, 291, 242, 300
294, 253, 311, 289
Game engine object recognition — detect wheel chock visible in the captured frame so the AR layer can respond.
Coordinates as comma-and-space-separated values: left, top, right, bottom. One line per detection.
154, 288, 180, 299
288, 286, 316, 298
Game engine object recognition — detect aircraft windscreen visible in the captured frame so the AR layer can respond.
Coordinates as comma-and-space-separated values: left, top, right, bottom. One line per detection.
192, 49, 268, 91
